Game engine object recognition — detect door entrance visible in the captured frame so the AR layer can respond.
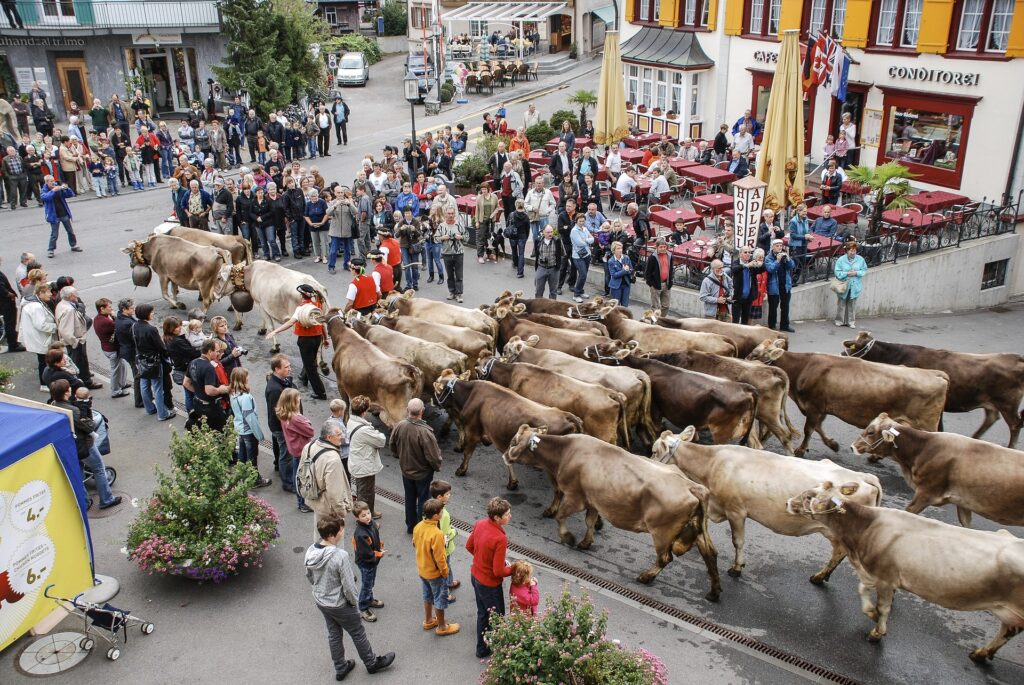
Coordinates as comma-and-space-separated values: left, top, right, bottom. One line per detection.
141, 53, 173, 112
55, 57, 91, 114
830, 86, 867, 166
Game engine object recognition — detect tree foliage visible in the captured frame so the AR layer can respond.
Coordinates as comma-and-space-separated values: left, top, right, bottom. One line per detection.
567, 89, 598, 132
326, 34, 383, 65
381, 0, 408, 36
845, 161, 918, 238
214, 0, 329, 115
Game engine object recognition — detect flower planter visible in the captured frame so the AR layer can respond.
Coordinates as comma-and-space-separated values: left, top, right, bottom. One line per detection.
626, 102, 634, 110
637, 106, 648, 113
651, 109, 663, 117
666, 112, 678, 120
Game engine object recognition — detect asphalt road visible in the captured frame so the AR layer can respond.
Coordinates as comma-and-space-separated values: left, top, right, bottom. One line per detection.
2, 54, 1023, 684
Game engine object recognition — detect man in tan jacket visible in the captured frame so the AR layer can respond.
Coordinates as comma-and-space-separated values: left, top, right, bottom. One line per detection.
58, 135, 83, 194
304, 418, 353, 539
55, 285, 101, 389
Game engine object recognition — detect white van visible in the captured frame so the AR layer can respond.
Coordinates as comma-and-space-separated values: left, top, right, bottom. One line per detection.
335, 52, 369, 86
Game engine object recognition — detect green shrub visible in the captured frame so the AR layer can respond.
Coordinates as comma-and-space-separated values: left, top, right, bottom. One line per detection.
549, 109, 579, 135
475, 133, 510, 160
381, 0, 407, 36
440, 82, 455, 103
525, 121, 555, 149
331, 34, 382, 65
481, 588, 669, 685
454, 153, 488, 187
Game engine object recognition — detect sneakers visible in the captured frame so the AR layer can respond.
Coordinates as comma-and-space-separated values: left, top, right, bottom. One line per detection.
335, 659, 356, 681
298, 503, 313, 513
253, 477, 272, 488
573, 296, 584, 303
47, 251, 54, 258
456, 295, 464, 303
445, 294, 455, 300
436, 623, 460, 636
71, 246, 83, 252
39, 385, 48, 392
365, 653, 395, 675
360, 609, 377, 622
478, 257, 486, 264
99, 495, 122, 510
369, 599, 384, 608
158, 410, 177, 422
834, 321, 843, 326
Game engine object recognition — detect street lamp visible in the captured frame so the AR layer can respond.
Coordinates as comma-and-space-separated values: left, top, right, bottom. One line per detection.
404, 69, 420, 177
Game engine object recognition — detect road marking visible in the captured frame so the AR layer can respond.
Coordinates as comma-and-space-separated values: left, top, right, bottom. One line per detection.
92, 270, 117, 277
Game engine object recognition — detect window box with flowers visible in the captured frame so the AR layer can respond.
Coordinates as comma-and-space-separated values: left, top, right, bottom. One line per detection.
637, 104, 648, 113
626, 101, 634, 110
666, 110, 678, 120
651, 107, 663, 116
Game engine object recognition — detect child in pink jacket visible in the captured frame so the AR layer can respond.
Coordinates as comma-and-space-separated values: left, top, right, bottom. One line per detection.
509, 560, 539, 616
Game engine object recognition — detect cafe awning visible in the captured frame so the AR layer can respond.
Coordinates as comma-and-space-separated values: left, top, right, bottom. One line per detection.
442, 1, 568, 23
621, 26, 714, 71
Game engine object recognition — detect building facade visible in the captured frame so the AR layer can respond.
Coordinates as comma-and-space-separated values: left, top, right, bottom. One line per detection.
621, 0, 1024, 203
0, 0, 224, 119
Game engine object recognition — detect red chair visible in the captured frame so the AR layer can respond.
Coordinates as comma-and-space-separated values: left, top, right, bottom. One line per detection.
610, 187, 629, 212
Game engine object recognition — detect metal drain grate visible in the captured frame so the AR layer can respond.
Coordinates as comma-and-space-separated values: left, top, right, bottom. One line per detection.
373, 486, 861, 685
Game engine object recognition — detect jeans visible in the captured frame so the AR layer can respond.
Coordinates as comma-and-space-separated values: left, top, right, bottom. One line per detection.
307, 138, 318, 159
327, 236, 353, 271
472, 576, 506, 657
84, 444, 116, 505
442, 253, 463, 296
315, 602, 377, 673
529, 220, 544, 244
260, 223, 281, 258
182, 385, 195, 413
91, 175, 107, 198
572, 257, 590, 297
48, 217, 78, 251
357, 562, 378, 611
559, 247, 576, 289
106, 176, 119, 196
610, 283, 631, 307
509, 238, 527, 275
290, 219, 308, 255
401, 246, 420, 288
238, 433, 259, 465
103, 350, 130, 396
403, 474, 432, 533
271, 429, 286, 474
159, 147, 173, 177
426, 242, 444, 279
140, 373, 171, 419
282, 452, 306, 507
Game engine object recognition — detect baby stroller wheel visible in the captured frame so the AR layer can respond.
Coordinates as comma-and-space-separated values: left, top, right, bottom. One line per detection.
106, 647, 120, 660
105, 467, 117, 486
79, 637, 94, 651
142, 622, 155, 635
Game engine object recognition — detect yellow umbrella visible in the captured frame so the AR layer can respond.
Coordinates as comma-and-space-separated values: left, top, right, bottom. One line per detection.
594, 30, 629, 147
755, 29, 806, 212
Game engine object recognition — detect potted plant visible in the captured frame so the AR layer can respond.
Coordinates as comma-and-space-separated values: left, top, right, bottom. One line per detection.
845, 161, 919, 239
637, 104, 648, 113
481, 588, 669, 684
0, 362, 20, 392
125, 424, 279, 583
626, 101, 634, 110
651, 107, 663, 116
569, 41, 578, 59
666, 110, 678, 120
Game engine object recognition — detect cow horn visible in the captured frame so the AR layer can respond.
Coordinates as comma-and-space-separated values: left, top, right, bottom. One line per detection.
513, 290, 523, 299
525, 335, 539, 347
512, 303, 526, 314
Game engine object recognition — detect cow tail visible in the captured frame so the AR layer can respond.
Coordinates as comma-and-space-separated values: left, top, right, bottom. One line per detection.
739, 394, 759, 447
614, 392, 631, 451
243, 238, 254, 265
639, 375, 657, 443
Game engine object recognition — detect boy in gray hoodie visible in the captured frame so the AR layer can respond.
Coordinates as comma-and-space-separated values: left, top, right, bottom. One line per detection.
305, 513, 396, 680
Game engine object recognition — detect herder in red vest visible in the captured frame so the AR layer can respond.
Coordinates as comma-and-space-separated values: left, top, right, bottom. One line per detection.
376, 227, 403, 291
344, 257, 380, 315
367, 248, 394, 298
265, 284, 328, 400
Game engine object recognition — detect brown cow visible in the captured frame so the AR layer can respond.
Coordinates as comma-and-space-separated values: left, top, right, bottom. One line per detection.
599, 308, 737, 357
647, 349, 797, 453
493, 290, 616, 318
491, 305, 618, 357
502, 336, 658, 448
385, 290, 498, 340
482, 303, 609, 337
747, 339, 950, 457
640, 309, 786, 358
843, 331, 1024, 447
122, 235, 230, 312
373, 310, 492, 361
585, 343, 758, 446
167, 225, 252, 265
432, 369, 584, 489
475, 355, 628, 447
852, 413, 1024, 527
349, 315, 469, 389
787, 481, 1024, 663
503, 425, 721, 599
321, 308, 423, 428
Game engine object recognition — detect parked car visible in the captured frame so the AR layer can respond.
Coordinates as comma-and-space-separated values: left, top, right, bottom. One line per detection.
335, 52, 369, 87
404, 52, 435, 101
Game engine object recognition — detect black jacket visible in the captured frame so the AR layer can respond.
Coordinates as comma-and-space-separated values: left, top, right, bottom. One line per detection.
133, 320, 166, 360
353, 520, 382, 567
251, 196, 273, 226
243, 116, 264, 138
267, 194, 289, 228
578, 182, 602, 214
756, 221, 784, 254
214, 187, 234, 215
284, 187, 306, 222
509, 210, 530, 240
548, 151, 573, 180
114, 312, 138, 363
644, 251, 675, 289
714, 131, 729, 155
489, 152, 508, 179
556, 209, 578, 244
630, 210, 651, 243
42, 366, 84, 392
167, 335, 200, 372
235, 190, 256, 224
265, 120, 285, 145
731, 260, 766, 303
0, 268, 17, 304
53, 398, 94, 459
265, 372, 295, 432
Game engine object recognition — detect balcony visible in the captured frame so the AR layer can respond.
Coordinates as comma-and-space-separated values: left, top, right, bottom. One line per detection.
3, 0, 221, 36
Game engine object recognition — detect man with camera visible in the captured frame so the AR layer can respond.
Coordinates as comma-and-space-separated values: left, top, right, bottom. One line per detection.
40, 175, 81, 259
699, 260, 733, 321
765, 239, 796, 333
183, 339, 231, 431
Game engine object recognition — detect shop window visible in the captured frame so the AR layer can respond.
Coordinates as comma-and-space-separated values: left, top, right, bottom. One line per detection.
805, 0, 847, 40
636, 0, 660, 23
641, 67, 653, 107
682, 0, 710, 28
872, 0, 923, 48
627, 65, 639, 104
670, 71, 683, 112
746, 0, 781, 37
469, 21, 488, 37
951, 0, 1014, 53
878, 88, 976, 188
981, 259, 1008, 290
410, 5, 430, 30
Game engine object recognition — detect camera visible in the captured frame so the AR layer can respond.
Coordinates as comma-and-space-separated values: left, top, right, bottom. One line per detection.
237, 348, 249, 356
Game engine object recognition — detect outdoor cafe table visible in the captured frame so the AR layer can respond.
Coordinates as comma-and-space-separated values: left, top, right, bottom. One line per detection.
691, 192, 734, 216
670, 239, 714, 269
618, 147, 647, 164
545, 136, 593, 152
667, 157, 700, 174
801, 233, 844, 257
624, 132, 663, 148
807, 203, 859, 225
881, 208, 948, 229
651, 207, 703, 229
908, 190, 969, 213
680, 165, 737, 186
528, 149, 547, 164
456, 194, 477, 215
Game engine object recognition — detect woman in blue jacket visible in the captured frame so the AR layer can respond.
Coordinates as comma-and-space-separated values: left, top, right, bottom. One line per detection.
833, 240, 868, 328
606, 240, 634, 307
765, 239, 796, 332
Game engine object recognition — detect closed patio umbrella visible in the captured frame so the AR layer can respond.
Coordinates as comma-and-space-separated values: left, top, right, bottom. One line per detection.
755, 29, 806, 213
594, 31, 629, 147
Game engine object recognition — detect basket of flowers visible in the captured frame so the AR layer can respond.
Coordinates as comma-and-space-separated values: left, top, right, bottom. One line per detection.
125, 424, 279, 583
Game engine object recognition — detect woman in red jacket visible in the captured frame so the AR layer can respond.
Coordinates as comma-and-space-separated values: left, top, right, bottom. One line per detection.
465, 496, 513, 659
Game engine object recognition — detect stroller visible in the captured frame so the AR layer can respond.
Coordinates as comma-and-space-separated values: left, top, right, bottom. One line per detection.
43, 584, 155, 660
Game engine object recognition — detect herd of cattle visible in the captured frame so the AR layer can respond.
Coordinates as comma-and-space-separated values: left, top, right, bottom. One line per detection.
124, 227, 1024, 666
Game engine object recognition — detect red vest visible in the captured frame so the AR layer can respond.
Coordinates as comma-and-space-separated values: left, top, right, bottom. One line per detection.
293, 296, 325, 336
352, 275, 379, 310
373, 263, 394, 295
381, 237, 402, 267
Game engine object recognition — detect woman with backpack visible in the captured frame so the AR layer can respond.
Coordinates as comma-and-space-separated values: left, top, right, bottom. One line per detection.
277, 387, 315, 513
229, 367, 272, 488
134, 304, 174, 421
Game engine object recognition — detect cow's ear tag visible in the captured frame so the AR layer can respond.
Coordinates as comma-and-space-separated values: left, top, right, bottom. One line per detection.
528, 435, 541, 451
882, 427, 899, 442
667, 438, 680, 450
830, 496, 845, 509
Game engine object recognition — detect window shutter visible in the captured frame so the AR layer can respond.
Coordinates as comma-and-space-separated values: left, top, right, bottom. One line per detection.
917, 0, 956, 53
780, 0, 804, 32
1008, 1, 1024, 57
707, 0, 720, 30
626, 0, 637, 22
660, 0, 680, 26
841, 0, 874, 47
724, 0, 745, 34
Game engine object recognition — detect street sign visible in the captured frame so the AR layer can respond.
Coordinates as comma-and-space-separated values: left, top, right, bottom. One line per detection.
328, 54, 337, 69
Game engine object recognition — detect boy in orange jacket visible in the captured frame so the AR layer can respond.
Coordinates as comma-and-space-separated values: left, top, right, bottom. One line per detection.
412, 498, 459, 636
